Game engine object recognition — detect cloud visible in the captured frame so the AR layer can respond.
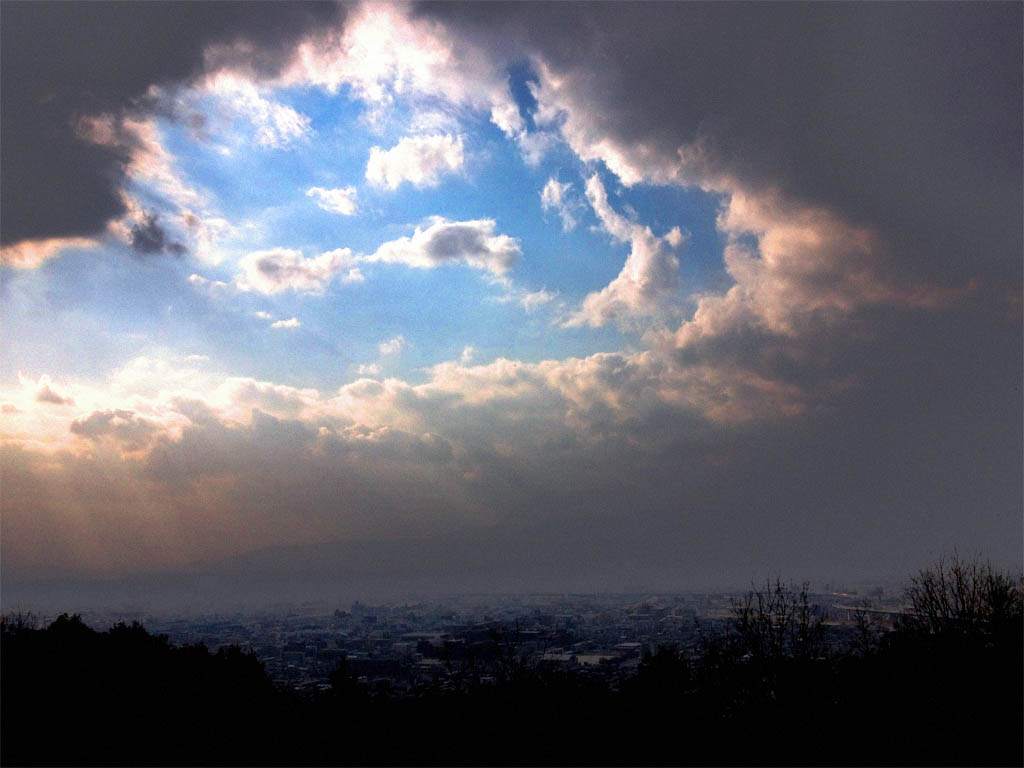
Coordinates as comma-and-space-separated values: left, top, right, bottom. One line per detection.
0, 237, 96, 269
540, 178, 579, 232
401, 3, 1021, 387
519, 289, 556, 312
354, 336, 406, 379
343, 267, 365, 284
278, 4, 520, 138
230, 220, 518, 297
80, 116, 237, 265
493, 278, 558, 313
378, 335, 406, 357
1, 2, 340, 248
2, 332, 1019, 590
493, 4, 1018, 287
365, 134, 464, 190
306, 186, 358, 216
236, 247, 355, 295
565, 175, 684, 329
69, 409, 159, 451
271, 317, 301, 330
129, 212, 187, 256
188, 273, 230, 293
35, 381, 74, 406
177, 210, 241, 267
113, 117, 205, 211
199, 70, 311, 149
672, 189, 963, 346
1, 3, 1020, 599
489, 90, 556, 166
365, 217, 520, 276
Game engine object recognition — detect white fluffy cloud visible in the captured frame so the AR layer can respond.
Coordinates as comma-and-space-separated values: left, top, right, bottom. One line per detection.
365, 217, 520, 276
378, 335, 406, 356
306, 186, 358, 216
235, 247, 357, 295
1, 341, 796, 473
187, 273, 230, 293
271, 317, 301, 329
365, 134, 464, 190
200, 71, 312, 150
540, 178, 579, 232
671, 188, 967, 365
228, 218, 520, 296
565, 175, 685, 329
492, 277, 558, 313
278, 5, 523, 137
518, 288, 557, 312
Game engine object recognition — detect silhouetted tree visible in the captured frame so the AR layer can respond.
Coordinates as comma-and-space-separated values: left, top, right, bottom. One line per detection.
902, 552, 1022, 638
730, 578, 824, 665
850, 601, 882, 657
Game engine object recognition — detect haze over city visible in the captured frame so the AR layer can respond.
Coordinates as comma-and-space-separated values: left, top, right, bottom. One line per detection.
2, 1, 1021, 613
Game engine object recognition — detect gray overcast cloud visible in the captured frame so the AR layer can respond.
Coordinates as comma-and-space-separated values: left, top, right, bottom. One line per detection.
1, 2, 1020, 610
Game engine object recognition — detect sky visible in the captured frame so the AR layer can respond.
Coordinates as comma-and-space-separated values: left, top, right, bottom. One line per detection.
1, 1, 1021, 609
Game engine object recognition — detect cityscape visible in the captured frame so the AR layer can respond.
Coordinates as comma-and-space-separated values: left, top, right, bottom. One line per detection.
53, 587, 895, 695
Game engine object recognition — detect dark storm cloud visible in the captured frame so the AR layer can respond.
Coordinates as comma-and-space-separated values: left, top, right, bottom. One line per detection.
413, 2, 1024, 578
130, 212, 187, 256
0, 0, 343, 245
419, 2, 1022, 289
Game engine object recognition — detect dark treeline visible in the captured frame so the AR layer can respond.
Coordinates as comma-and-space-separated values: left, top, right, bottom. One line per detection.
2, 556, 1021, 767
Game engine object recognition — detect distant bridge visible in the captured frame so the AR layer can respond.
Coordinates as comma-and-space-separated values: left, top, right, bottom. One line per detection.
831, 604, 912, 617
